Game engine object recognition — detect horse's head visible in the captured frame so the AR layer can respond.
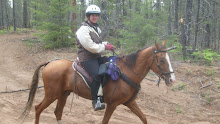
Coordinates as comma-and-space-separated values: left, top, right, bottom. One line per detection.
151, 40, 176, 86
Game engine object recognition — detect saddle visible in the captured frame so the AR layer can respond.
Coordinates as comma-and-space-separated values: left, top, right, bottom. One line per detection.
72, 56, 120, 89
72, 60, 93, 88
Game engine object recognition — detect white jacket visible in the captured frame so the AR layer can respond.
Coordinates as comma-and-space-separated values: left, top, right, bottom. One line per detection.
76, 23, 108, 54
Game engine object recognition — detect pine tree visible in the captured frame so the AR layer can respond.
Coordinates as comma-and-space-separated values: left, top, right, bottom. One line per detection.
33, 0, 74, 48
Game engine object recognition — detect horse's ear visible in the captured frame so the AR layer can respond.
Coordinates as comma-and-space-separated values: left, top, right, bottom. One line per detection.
155, 41, 160, 50
162, 40, 166, 46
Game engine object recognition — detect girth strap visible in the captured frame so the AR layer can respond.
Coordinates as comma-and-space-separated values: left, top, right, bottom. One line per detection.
120, 73, 141, 105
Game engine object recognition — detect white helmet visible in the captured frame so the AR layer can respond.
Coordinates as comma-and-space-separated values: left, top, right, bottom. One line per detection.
86, 5, 101, 16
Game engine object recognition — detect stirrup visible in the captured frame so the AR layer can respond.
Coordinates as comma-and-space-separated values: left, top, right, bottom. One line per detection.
93, 97, 105, 111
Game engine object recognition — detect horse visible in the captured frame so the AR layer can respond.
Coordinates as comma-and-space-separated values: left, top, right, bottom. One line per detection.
20, 40, 175, 124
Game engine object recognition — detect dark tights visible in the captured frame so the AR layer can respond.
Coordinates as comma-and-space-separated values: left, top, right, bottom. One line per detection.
82, 57, 107, 100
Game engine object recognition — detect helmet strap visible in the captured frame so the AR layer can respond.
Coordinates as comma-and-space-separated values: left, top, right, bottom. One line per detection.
87, 17, 97, 27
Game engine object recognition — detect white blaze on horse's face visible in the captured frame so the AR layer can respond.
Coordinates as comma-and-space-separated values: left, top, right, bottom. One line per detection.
166, 53, 175, 82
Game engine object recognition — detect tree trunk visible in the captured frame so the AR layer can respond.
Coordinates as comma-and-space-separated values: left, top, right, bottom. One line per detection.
115, 0, 120, 47
129, 0, 132, 16
13, 0, 16, 31
179, 0, 183, 16
129, 0, 132, 10
185, 0, 192, 46
193, 0, 200, 51
33, 1, 37, 27
1, 0, 4, 27
71, 0, 76, 33
81, 0, 85, 22
135, 0, 140, 13
201, 0, 206, 48
174, 0, 179, 33
156, 0, 160, 16
100, 0, 108, 40
168, 0, 172, 35
180, 19, 187, 60
122, 0, 127, 16
5, 0, 10, 30
212, 1, 217, 50
23, 0, 28, 28
155, 0, 160, 34
204, 24, 210, 48
218, 24, 220, 51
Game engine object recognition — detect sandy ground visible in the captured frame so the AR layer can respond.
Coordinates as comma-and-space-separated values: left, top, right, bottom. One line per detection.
0, 33, 219, 124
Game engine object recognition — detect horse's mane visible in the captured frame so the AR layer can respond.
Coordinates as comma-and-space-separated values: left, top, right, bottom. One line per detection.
118, 46, 150, 67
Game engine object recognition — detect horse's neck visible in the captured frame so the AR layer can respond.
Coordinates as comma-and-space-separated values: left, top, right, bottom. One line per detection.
133, 46, 154, 83
117, 46, 154, 85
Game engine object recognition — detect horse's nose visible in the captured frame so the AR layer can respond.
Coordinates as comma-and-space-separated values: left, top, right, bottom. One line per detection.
169, 78, 175, 83
168, 78, 175, 87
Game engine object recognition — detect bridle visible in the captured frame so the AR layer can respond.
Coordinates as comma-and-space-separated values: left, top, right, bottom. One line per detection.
112, 46, 176, 86
151, 46, 176, 86
152, 46, 175, 76
110, 46, 176, 104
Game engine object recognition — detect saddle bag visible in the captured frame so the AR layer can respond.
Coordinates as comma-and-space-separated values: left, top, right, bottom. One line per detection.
98, 64, 108, 75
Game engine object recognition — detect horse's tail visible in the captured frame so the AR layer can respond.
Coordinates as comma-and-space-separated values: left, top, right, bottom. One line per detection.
19, 61, 49, 123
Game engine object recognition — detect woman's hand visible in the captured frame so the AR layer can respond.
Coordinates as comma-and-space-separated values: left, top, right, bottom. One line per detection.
105, 44, 115, 51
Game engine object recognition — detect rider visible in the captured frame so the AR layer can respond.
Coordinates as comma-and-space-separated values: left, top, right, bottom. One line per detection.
75, 5, 114, 110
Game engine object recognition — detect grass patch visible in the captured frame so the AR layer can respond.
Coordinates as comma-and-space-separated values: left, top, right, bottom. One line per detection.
205, 69, 216, 76
171, 82, 186, 91
23, 38, 40, 49
176, 105, 182, 113
0, 27, 33, 35
206, 97, 213, 102
186, 69, 192, 75
201, 91, 213, 103
178, 83, 185, 90
0, 30, 8, 34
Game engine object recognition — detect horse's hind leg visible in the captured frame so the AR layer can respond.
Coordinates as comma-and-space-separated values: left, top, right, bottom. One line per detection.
35, 96, 56, 124
124, 100, 147, 124
54, 91, 70, 124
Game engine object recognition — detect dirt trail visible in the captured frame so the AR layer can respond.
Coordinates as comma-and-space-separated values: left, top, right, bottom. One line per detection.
0, 33, 219, 124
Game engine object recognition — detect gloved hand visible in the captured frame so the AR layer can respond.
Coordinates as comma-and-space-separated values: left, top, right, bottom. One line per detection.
105, 44, 114, 50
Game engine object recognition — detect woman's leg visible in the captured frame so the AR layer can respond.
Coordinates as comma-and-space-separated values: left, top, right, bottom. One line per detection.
82, 59, 101, 103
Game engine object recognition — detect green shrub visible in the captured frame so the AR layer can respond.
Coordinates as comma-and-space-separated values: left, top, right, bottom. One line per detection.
32, 0, 74, 49
192, 49, 220, 65
171, 82, 185, 91
205, 69, 216, 76
118, 12, 156, 53
178, 83, 185, 90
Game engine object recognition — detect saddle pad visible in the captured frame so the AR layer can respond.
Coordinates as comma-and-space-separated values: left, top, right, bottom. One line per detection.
72, 62, 92, 88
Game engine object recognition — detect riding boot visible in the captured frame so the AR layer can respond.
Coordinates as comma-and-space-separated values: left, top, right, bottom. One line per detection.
91, 78, 105, 111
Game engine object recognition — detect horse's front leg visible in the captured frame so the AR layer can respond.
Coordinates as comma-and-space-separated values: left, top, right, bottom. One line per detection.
102, 103, 117, 124
124, 100, 147, 124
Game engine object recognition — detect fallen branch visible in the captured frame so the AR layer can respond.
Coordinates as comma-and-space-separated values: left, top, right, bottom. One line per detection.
200, 82, 216, 89
0, 86, 44, 94
212, 88, 220, 93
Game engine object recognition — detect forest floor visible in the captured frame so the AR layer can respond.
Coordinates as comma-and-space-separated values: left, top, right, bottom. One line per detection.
0, 33, 219, 124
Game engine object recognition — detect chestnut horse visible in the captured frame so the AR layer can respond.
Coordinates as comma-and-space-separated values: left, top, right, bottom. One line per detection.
20, 41, 175, 124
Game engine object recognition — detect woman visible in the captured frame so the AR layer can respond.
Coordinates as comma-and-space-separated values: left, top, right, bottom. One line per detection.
75, 5, 114, 111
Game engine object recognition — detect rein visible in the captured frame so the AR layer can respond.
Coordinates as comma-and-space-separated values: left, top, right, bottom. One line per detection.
110, 46, 175, 104
113, 46, 176, 86
112, 48, 160, 86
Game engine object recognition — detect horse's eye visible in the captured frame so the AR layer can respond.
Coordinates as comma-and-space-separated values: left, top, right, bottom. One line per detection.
160, 59, 165, 64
